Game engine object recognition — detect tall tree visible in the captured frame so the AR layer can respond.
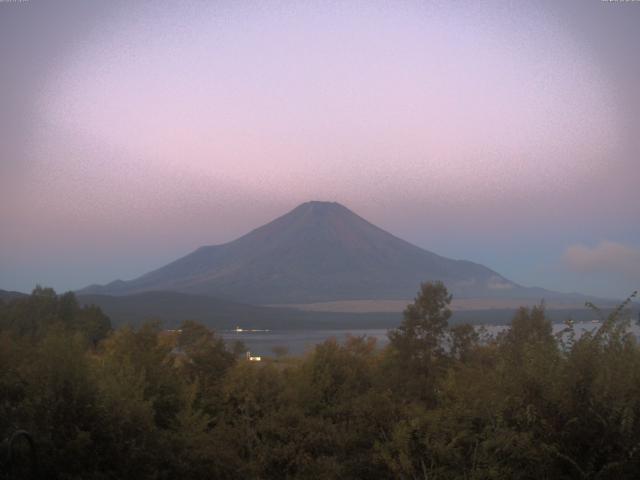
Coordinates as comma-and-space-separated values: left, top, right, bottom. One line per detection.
387, 281, 452, 403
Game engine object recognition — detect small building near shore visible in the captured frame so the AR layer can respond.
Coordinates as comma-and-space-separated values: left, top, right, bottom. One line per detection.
246, 351, 262, 362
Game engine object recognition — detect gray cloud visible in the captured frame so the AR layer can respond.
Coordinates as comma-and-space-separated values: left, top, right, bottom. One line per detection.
564, 241, 640, 282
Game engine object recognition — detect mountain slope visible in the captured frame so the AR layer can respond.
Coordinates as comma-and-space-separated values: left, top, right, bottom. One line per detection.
80, 201, 570, 304
0, 289, 28, 301
77, 291, 401, 329
77, 291, 618, 330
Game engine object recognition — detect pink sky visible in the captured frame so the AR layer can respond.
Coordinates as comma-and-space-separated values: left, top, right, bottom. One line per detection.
1, 0, 639, 298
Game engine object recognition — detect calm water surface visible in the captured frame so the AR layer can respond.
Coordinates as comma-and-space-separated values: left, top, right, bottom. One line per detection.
221, 322, 640, 357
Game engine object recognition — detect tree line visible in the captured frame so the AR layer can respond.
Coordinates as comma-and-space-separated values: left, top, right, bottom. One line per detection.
1, 283, 639, 479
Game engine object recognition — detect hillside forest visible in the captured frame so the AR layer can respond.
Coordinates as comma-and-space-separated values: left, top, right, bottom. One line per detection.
1, 283, 639, 479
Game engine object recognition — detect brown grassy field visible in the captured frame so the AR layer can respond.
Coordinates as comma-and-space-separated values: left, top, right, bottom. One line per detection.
268, 298, 593, 313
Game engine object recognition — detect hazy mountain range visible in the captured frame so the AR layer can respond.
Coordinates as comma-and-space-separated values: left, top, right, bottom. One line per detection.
0, 289, 27, 302
4, 202, 626, 327
1, 288, 613, 330
81, 201, 585, 305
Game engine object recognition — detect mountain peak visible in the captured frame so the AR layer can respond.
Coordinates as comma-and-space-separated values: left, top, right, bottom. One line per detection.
271, 201, 362, 231
300, 200, 342, 207
79, 201, 533, 303
291, 201, 349, 215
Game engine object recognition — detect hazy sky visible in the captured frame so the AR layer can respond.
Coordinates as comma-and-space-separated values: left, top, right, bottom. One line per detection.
1, 0, 639, 299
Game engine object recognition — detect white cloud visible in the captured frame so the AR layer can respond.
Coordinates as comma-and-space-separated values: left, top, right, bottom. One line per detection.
564, 241, 640, 282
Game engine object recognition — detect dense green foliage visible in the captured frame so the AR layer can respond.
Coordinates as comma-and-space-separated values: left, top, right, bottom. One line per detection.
1, 284, 639, 479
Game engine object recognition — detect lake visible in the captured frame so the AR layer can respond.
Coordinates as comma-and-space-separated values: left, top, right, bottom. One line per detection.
220, 321, 640, 357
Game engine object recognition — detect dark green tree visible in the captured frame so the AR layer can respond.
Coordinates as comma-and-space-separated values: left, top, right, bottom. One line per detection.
387, 281, 452, 403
